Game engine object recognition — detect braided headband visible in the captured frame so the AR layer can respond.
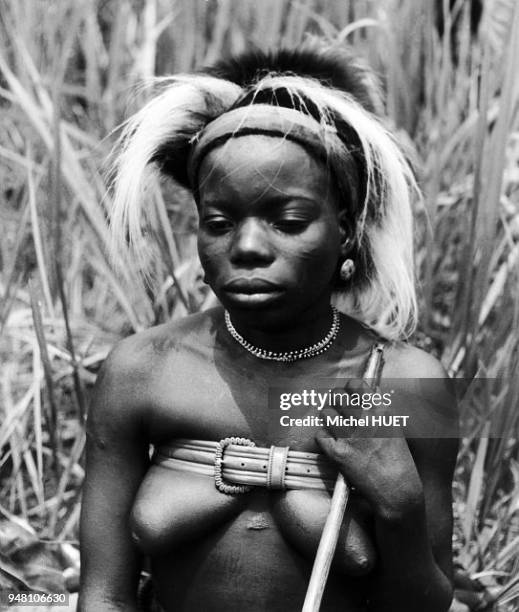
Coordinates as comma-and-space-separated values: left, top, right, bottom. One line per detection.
187, 104, 351, 197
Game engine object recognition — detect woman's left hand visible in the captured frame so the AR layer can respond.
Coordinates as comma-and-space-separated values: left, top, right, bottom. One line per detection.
316, 379, 424, 520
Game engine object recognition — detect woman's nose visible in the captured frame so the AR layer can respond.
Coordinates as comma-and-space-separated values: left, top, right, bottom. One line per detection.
229, 218, 274, 266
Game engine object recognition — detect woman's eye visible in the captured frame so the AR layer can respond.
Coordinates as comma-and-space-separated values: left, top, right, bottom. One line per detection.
273, 218, 309, 233
203, 217, 233, 233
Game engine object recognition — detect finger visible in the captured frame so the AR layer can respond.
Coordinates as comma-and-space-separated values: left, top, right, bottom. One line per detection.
315, 433, 359, 487
319, 408, 338, 440
315, 428, 338, 451
320, 407, 359, 440
315, 430, 355, 464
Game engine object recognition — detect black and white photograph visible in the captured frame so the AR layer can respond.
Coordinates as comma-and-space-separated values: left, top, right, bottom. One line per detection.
1, 1, 518, 611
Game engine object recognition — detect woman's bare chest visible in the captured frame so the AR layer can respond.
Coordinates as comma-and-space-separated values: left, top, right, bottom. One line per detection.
144, 348, 361, 449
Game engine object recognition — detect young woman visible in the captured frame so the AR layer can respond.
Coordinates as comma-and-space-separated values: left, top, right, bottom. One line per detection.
79, 46, 458, 612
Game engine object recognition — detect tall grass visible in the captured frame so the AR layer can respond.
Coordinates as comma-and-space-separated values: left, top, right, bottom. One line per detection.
1, 0, 518, 608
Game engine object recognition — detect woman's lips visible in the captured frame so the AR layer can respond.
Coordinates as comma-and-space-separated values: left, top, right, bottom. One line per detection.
222, 278, 284, 307
223, 278, 282, 293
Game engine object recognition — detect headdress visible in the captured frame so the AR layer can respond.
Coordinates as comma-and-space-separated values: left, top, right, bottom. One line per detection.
110, 44, 419, 340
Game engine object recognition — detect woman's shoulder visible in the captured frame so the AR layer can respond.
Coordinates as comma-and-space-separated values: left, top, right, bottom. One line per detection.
381, 341, 448, 379
343, 319, 448, 379
379, 341, 458, 430
88, 309, 223, 425
97, 308, 222, 391
107, 307, 221, 364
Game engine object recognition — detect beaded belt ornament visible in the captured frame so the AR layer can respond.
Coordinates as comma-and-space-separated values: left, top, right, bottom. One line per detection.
214, 437, 256, 494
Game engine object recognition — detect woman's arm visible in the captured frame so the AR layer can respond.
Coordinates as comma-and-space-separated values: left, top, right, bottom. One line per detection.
317, 347, 458, 612
78, 339, 151, 612
363, 435, 457, 612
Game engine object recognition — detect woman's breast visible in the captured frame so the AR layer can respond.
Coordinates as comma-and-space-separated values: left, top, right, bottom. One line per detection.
150, 497, 369, 612
130, 466, 246, 552
130, 466, 376, 577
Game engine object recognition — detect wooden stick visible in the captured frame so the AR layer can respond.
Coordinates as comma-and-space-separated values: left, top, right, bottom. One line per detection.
302, 343, 385, 612
302, 473, 349, 612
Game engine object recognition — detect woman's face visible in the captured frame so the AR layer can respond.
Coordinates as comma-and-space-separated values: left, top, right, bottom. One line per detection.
196, 135, 344, 326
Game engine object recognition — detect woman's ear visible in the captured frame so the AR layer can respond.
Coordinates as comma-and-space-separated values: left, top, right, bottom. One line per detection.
338, 210, 354, 256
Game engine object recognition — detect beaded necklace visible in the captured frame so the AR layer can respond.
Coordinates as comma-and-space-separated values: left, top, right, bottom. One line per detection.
224, 307, 340, 362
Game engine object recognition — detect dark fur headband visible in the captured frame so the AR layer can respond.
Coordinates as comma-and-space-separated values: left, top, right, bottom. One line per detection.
153, 45, 381, 190
204, 46, 381, 114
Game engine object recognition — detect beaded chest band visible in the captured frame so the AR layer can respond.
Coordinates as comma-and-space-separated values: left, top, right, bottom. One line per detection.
153, 437, 337, 495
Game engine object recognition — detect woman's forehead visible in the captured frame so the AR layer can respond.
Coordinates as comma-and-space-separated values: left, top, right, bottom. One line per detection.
197, 134, 329, 199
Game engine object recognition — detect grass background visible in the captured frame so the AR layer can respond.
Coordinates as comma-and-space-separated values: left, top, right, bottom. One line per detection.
1, 0, 518, 610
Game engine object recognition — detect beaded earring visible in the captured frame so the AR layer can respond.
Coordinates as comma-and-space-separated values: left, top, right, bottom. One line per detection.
340, 258, 355, 282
